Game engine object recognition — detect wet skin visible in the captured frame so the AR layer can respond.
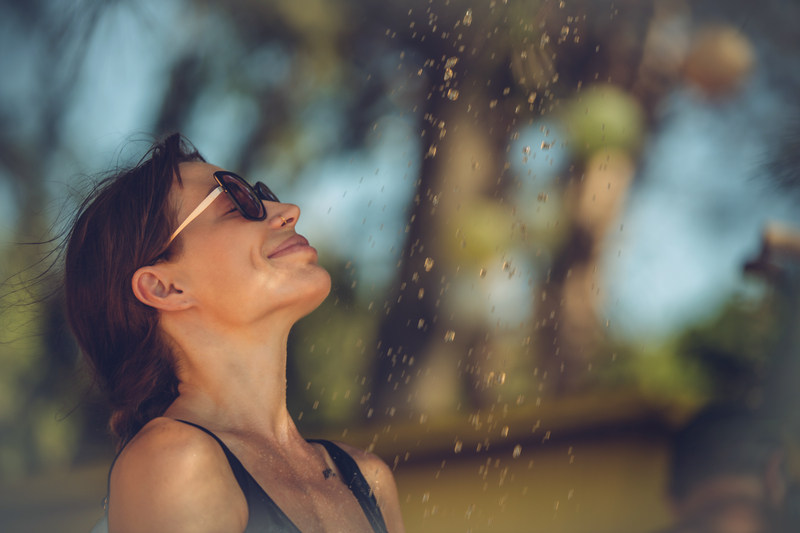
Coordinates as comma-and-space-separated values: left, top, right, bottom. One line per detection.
109, 162, 405, 533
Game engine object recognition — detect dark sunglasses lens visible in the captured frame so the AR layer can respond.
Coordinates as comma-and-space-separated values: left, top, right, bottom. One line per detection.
255, 182, 279, 203
220, 174, 263, 218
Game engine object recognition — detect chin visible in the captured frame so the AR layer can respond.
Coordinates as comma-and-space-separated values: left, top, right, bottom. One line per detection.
313, 267, 332, 303
297, 267, 332, 318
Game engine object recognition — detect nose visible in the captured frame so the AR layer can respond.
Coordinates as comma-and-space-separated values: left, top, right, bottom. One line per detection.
268, 202, 300, 228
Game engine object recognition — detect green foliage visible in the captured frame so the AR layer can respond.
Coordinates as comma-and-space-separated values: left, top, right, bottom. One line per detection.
288, 261, 380, 428
597, 341, 713, 408
562, 84, 647, 159
597, 294, 778, 408
0, 237, 86, 479
676, 294, 777, 401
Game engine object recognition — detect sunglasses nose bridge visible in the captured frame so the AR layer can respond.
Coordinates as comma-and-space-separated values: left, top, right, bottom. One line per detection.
255, 182, 279, 203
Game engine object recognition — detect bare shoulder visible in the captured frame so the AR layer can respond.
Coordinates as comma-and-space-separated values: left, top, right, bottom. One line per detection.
109, 417, 247, 533
330, 441, 387, 478
330, 441, 406, 533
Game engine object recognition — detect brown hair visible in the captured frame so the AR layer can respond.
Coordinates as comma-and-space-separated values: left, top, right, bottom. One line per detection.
65, 133, 204, 449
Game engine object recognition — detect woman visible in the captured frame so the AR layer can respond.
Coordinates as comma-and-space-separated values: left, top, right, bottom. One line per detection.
66, 134, 405, 532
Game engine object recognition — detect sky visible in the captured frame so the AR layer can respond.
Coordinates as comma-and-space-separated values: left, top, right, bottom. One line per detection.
604, 69, 800, 341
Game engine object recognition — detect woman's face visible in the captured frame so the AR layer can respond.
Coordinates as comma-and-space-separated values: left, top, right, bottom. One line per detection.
165, 161, 331, 329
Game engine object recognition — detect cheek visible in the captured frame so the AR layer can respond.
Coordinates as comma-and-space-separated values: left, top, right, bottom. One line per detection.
179, 232, 330, 317
182, 242, 255, 297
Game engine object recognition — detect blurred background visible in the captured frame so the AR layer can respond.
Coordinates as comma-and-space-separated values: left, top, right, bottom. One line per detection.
2, 0, 800, 531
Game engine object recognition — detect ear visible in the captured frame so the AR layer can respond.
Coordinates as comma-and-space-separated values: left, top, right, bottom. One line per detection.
132, 265, 192, 311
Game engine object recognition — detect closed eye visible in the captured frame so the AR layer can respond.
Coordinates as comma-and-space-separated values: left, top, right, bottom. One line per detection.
221, 197, 238, 216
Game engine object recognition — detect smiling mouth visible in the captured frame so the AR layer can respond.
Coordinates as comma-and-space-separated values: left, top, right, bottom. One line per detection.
268, 234, 315, 258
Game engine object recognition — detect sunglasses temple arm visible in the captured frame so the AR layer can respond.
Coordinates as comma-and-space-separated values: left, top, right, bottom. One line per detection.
167, 187, 223, 244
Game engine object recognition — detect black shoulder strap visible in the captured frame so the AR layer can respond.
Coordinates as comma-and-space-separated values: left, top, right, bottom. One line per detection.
103, 421, 252, 513
175, 419, 251, 501
104, 421, 252, 504
307, 439, 389, 533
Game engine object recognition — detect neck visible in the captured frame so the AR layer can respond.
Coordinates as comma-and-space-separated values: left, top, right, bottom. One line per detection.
161, 311, 301, 444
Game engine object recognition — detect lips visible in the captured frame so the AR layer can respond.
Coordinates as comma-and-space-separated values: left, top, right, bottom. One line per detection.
267, 234, 312, 258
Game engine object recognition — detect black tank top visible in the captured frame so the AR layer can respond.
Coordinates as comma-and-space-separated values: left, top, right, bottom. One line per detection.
100, 420, 389, 533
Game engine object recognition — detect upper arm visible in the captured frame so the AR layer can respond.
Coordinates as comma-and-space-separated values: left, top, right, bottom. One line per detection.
333, 441, 406, 533
108, 418, 248, 533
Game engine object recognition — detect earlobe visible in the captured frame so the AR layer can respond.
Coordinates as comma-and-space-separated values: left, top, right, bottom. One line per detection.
132, 266, 188, 311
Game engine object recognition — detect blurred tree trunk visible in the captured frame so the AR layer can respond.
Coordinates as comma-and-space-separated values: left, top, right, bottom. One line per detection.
529, 0, 657, 395
371, 64, 505, 418
368, 0, 524, 417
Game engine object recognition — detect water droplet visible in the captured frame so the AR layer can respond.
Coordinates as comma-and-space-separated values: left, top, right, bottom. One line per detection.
520, 51, 528, 60
454, 440, 463, 453
426, 145, 437, 158
559, 0, 566, 7
447, 88, 459, 100
486, 372, 495, 385
561, 26, 569, 37
420, 413, 428, 424
444, 330, 456, 342
422, 491, 430, 502
418, 288, 425, 299
472, 161, 480, 171
496, 372, 506, 384
418, 318, 425, 329
489, 99, 498, 108
522, 146, 531, 155
424, 257, 434, 271
445, 57, 459, 69
502, 261, 509, 270
444, 68, 454, 81
528, 92, 537, 104
516, 395, 524, 405
503, 87, 511, 96
501, 426, 509, 437
513, 445, 522, 458
479, 268, 487, 277
463, 9, 473, 26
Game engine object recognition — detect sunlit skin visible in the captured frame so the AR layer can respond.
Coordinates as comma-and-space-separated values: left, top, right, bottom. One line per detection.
108, 162, 405, 533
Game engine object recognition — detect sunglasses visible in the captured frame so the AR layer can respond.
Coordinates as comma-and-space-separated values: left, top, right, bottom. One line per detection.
168, 171, 280, 244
